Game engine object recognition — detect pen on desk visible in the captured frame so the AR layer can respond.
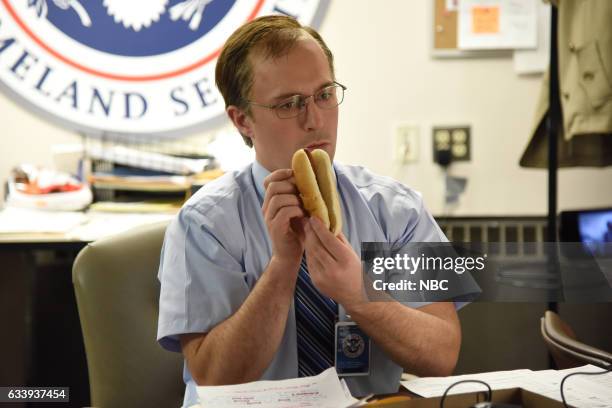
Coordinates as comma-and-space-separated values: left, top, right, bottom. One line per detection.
360, 395, 414, 407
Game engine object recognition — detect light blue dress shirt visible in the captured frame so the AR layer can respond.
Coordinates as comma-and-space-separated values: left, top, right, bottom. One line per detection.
157, 160, 469, 407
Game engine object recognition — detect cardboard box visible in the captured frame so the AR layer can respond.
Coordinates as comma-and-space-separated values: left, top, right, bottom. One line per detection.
367, 388, 569, 408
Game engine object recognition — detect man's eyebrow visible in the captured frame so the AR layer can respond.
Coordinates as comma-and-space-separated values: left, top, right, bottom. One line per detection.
271, 81, 335, 101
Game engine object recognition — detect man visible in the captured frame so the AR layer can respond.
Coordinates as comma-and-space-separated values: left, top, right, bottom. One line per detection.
157, 15, 471, 407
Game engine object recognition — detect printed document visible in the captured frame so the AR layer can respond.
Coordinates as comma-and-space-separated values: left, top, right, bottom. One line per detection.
196, 367, 360, 408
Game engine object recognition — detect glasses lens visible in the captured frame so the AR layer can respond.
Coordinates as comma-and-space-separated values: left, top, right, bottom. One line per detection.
275, 95, 303, 119
315, 85, 343, 109
274, 84, 345, 118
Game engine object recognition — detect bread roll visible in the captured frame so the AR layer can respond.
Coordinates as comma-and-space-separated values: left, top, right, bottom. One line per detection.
310, 149, 342, 235
291, 149, 342, 235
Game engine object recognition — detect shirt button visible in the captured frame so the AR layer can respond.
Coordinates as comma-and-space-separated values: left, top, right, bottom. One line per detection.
563, 92, 570, 100
583, 71, 595, 81
569, 42, 576, 52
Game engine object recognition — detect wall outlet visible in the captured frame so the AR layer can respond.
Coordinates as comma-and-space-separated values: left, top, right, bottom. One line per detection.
394, 123, 419, 164
433, 126, 471, 163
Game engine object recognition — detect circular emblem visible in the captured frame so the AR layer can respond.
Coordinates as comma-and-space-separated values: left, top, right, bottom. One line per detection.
342, 333, 365, 358
0, 0, 328, 137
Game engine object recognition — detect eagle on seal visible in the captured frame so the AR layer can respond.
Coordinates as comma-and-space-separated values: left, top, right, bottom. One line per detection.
28, 0, 215, 31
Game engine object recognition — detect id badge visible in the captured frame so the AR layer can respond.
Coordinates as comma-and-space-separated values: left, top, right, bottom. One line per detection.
335, 321, 370, 376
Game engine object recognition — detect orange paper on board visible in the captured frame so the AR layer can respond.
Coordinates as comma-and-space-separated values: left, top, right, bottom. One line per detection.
472, 6, 500, 34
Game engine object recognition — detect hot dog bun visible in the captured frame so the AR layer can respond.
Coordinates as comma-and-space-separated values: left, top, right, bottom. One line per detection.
291, 149, 343, 235
310, 149, 342, 235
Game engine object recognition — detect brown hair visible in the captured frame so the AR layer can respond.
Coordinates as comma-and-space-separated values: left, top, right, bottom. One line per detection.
215, 15, 335, 147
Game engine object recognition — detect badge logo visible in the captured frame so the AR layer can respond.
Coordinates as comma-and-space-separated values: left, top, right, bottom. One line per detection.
0, 0, 327, 137
342, 333, 365, 358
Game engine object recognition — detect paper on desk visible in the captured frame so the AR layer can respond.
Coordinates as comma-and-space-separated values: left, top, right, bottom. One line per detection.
402, 365, 612, 408
401, 368, 532, 397
196, 367, 360, 408
0, 207, 88, 234
68, 212, 175, 241
521, 365, 612, 408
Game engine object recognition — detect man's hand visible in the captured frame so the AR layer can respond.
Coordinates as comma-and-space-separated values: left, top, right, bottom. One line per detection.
303, 216, 366, 307
262, 169, 306, 266
303, 217, 461, 377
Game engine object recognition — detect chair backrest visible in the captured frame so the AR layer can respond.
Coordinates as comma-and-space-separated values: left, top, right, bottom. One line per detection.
541, 310, 612, 369
72, 221, 184, 407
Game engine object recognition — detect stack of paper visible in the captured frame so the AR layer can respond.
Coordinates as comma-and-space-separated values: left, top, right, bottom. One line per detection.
196, 367, 363, 408
87, 145, 213, 175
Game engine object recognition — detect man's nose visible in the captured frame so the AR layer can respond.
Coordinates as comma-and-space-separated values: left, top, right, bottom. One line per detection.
302, 97, 324, 131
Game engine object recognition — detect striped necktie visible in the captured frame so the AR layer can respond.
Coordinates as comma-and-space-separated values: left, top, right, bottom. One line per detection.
295, 256, 338, 377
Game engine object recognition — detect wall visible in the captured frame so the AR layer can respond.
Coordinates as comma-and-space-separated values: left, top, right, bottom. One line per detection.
2, 0, 611, 215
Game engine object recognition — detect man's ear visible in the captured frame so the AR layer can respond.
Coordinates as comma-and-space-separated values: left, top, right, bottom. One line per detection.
227, 105, 254, 142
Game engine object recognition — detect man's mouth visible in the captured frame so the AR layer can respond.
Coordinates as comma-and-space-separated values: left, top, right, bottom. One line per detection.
305, 142, 329, 150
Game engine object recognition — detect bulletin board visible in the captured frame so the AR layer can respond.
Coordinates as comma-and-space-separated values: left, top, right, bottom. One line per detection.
431, 0, 512, 58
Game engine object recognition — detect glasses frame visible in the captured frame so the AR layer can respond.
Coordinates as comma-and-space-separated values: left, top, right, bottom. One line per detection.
244, 81, 347, 119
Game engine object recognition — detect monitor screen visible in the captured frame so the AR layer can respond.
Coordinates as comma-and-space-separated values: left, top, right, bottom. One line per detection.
578, 210, 612, 244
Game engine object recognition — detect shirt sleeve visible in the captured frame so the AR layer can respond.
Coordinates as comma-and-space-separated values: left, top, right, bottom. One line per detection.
156, 205, 249, 352
366, 180, 447, 246
369, 181, 479, 309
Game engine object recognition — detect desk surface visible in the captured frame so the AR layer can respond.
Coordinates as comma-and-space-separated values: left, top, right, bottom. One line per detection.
0, 232, 85, 243
0, 207, 175, 245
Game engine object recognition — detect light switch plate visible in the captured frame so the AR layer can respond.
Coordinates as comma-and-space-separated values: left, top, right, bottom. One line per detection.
394, 123, 419, 164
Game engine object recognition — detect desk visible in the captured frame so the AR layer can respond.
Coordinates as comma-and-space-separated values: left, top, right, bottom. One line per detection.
0, 208, 176, 408
0, 240, 88, 407
0, 207, 176, 244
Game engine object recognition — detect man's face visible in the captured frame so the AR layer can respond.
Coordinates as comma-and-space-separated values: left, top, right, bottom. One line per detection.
243, 37, 338, 171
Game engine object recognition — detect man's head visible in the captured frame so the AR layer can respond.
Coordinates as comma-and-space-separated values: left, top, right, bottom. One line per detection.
216, 15, 341, 171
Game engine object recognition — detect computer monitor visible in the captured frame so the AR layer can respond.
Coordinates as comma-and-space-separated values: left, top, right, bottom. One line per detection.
560, 208, 612, 243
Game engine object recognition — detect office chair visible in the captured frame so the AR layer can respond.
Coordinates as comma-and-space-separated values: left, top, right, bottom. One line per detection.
541, 310, 612, 369
72, 221, 185, 407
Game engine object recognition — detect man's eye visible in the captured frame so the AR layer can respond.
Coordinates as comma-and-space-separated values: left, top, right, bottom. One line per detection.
278, 100, 297, 110
318, 91, 333, 101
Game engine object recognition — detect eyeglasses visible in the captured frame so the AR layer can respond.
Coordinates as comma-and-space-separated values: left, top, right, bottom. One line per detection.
245, 82, 347, 119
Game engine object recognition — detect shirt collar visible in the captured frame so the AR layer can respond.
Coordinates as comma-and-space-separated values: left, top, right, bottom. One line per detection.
251, 160, 270, 202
